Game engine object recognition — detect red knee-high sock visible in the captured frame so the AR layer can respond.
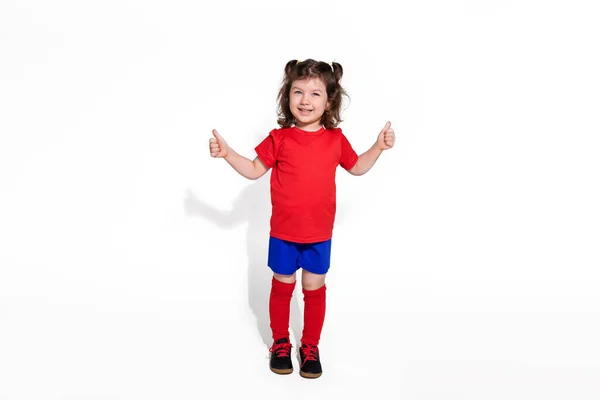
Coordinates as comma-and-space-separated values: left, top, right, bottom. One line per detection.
269, 277, 295, 342
301, 285, 327, 346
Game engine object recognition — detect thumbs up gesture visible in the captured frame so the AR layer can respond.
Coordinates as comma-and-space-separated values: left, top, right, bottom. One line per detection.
209, 129, 230, 158
376, 121, 395, 151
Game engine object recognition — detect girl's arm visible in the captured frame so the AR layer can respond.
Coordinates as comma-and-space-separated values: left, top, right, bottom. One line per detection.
225, 151, 269, 180
348, 121, 395, 176
349, 143, 384, 176
210, 129, 270, 180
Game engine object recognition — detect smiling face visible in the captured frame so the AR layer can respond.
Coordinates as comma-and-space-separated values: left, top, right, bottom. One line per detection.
289, 78, 330, 131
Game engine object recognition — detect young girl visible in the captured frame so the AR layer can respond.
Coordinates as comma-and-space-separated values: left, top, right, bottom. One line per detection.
209, 59, 395, 379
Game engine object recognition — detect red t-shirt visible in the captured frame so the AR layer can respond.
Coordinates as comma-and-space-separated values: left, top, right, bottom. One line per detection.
255, 126, 359, 243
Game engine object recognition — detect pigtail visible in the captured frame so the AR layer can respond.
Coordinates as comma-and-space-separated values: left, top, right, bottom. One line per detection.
284, 60, 298, 77
332, 62, 343, 82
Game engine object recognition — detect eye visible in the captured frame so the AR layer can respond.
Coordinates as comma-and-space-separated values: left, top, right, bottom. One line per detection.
294, 90, 302, 95
312, 93, 320, 97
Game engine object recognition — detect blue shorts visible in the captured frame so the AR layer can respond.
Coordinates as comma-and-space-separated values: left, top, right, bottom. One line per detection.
267, 236, 332, 275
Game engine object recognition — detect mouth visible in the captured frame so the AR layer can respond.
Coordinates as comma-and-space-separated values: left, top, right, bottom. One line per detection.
298, 108, 313, 115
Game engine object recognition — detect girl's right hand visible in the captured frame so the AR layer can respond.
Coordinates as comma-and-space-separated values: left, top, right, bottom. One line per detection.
209, 129, 230, 158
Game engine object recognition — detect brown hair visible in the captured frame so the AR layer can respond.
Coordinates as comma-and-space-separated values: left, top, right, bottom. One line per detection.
276, 59, 348, 130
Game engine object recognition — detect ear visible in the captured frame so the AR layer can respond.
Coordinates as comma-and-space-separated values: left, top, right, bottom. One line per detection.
326, 100, 331, 109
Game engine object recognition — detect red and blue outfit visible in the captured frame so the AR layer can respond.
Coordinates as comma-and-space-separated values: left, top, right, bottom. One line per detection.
256, 125, 358, 345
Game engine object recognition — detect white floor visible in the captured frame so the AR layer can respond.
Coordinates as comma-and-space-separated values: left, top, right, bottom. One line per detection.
1, 193, 598, 399
1, 267, 599, 399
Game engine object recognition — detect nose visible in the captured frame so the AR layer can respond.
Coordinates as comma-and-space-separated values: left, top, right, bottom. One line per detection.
300, 94, 311, 104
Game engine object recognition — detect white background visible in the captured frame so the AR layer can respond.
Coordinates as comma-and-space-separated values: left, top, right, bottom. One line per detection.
1, 0, 599, 399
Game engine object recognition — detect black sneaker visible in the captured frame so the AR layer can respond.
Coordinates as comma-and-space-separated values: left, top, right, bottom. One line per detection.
299, 343, 322, 378
269, 338, 293, 374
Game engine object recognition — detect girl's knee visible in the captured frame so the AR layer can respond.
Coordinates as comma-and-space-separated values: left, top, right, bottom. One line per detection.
273, 272, 296, 284
301, 270, 326, 290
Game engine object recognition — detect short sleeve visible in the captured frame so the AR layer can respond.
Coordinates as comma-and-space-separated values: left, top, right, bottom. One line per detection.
339, 131, 359, 170
254, 130, 278, 168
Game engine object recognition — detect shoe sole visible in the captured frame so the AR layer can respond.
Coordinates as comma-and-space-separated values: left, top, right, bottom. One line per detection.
300, 371, 322, 379
270, 367, 293, 375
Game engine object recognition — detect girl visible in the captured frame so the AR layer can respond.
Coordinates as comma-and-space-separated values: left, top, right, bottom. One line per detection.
209, 59, 395, 378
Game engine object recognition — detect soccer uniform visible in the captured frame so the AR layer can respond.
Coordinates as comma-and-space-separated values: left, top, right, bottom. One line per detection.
255, 125, 358, 274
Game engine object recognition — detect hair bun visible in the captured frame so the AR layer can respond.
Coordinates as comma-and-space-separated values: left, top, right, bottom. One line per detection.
331, 62, 343, 81
285, 59, 298, 75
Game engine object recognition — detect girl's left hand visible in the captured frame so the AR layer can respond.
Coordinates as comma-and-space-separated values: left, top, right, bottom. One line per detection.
377, 121, 395, 150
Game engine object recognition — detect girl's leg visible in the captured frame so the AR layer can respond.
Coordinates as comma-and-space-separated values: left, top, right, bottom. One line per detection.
269, 272, 296, 341
300, 270, 327, 346
274, 272, 296, 284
